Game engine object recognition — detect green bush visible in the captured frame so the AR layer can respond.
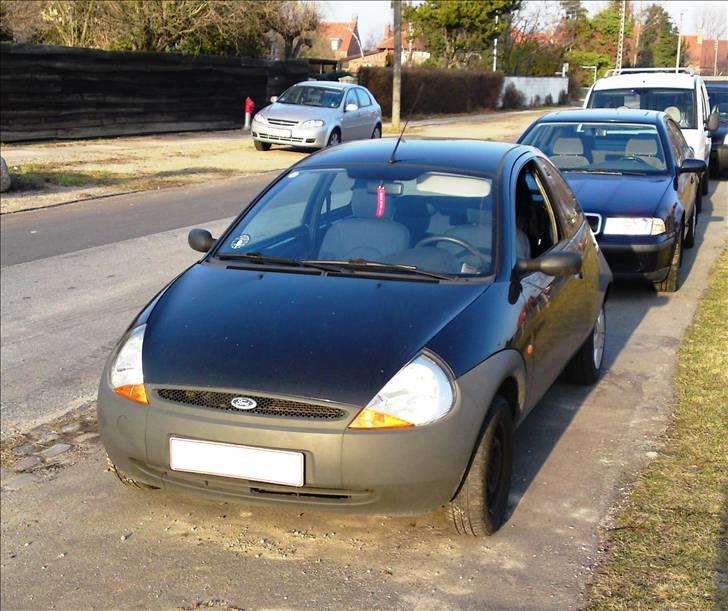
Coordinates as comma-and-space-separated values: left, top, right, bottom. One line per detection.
359, 67, 504, 118
500, 83, 525, 109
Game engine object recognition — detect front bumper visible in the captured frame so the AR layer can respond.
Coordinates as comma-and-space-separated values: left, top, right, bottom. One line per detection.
251, 122, 328, 148
97, 373, 488, 515
598, 233, 676, 281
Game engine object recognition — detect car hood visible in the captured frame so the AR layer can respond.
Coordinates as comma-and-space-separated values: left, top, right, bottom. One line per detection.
261, 103, 337, 123
143, 264, 488, 406
564, 173, 672, 216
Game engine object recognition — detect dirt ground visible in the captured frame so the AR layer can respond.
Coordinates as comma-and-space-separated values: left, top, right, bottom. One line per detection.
0, 109, 550, 214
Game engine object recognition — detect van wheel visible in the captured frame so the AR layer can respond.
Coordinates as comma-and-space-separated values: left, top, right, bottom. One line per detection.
106, 454, 158, 490
654, 229, 682, 292
566, 303, 606, 384
254, 140, 271, 151
447, 395, 513, 536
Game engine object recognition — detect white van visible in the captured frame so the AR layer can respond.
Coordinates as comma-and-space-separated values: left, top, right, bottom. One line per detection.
584, 68, 719, 201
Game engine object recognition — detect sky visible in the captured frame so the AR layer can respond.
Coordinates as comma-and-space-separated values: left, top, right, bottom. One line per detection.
319, 1, 728, 49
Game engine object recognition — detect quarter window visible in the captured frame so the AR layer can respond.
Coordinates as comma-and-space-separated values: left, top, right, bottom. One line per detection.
356, 88, 372, 107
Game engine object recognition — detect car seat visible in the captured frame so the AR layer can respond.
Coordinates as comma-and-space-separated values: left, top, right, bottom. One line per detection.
550, 138, 590, 169
625, 138, 664, 170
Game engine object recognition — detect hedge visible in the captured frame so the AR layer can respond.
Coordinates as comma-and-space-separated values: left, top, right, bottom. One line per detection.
358, 67, 504, 118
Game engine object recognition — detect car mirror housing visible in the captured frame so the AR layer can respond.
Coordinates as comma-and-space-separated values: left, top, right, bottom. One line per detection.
345, 103, 359, 112
515, 252, 582, 277
678, 158, 707, 175
188, 228, 216, 253
707, 111, 719, 132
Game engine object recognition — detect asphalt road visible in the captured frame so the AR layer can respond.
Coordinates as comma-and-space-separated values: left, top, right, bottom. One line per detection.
1, 177, 726, 609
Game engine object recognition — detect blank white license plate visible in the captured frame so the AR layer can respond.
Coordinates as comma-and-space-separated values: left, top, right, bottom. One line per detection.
169, 437, 304, 487
267, 127, 291, 137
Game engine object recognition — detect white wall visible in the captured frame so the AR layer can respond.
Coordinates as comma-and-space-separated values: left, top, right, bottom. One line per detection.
499, 76, 569, 108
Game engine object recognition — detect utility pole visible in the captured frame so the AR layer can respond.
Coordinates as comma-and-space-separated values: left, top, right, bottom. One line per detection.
492, 14, 499, 72
615, 0, 626, 71
675, 11, 684, 72
392, 0, 402, 130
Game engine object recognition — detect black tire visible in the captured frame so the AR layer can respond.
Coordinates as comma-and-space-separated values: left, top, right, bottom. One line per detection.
254, 140, 271, 151
565, 303, 606, 385
684, 206, 697, 249
327, 129, 341, 147
371, 124, 382, 139
701, 173, 709, 196
106, 454, 158, 490
448, 396, 513, 536
654, 228, 683, 292
696, 187, 703, 214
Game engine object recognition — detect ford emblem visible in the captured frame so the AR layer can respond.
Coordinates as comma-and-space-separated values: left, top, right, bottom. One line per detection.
230, 397, 257, 410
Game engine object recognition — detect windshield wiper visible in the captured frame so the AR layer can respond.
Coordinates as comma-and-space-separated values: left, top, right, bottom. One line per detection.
304, 258, 453, 281
216, 252, 333, 273
563, 169, 623, 175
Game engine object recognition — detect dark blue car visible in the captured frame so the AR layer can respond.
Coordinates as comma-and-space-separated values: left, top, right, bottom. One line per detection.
705, 79, 728, 177
519, 109, 706, 292
98, 139, 610, 536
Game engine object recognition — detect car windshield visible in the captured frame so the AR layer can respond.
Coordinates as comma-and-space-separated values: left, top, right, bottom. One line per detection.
589, 87, 697, 129
277, 85, 344, 108
521, 122, 668, 175
707, 88, 728, 122
216, 167, 495, 278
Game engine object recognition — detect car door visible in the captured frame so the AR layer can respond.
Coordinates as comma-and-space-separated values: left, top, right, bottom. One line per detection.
666, 119, 696, 221
513, 161, 586, 403
355, 88, 378, 137
340, 89, 362, 141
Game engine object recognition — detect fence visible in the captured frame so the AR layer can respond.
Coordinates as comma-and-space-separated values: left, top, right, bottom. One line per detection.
0, 43, 310, 142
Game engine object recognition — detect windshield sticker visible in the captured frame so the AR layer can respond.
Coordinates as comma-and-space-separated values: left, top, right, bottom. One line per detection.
376, 185, 386, 218
231, 234, 251, 249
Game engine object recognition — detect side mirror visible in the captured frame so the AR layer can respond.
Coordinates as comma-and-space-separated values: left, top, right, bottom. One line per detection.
515, 252, 582, 277
270, 95, 278, 103
706, 111, 719, 132
188, 228, 216, 253
345, 103, 359, 112
678, 158, 707, 175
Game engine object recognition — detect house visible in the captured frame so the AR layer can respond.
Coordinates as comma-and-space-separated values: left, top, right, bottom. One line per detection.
682, 33, 728, 76
305, 18, 363, 61
346, 23, 430, 73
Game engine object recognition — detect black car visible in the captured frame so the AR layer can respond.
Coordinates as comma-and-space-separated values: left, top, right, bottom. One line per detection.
519, 109, 707, 292
705, 79, 728, 177
98, 139, 610, 536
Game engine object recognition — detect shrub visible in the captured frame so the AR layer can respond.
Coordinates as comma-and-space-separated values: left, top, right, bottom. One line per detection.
358, 67, 504, 118
544, 93, 553, 105
500, 83, 525, 110
532, 94, 542, 107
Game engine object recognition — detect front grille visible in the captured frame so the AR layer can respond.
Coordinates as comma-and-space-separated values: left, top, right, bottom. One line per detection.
157, 388, 347, 420
585, 213, 603, 235
267, 118, 298, 126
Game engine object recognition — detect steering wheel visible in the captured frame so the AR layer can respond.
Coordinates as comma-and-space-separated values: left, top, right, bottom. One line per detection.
415, 236, 486, 268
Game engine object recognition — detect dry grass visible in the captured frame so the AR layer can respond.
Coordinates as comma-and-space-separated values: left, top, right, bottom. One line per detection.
587, 249, 728, 610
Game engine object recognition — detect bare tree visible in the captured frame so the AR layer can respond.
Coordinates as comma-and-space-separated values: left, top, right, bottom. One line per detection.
1, 0, 46, 43
264, 1, 320, 60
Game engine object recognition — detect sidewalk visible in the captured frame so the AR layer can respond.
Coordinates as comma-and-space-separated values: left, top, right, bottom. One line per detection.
0, 107, 553, 214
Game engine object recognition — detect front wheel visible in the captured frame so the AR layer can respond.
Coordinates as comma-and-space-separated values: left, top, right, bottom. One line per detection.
684, 206, 697, 249
327, 129, 341, 147
447, 396, 513, 536
565, 303, 606, 385
701, 173, 709, 196
254, 140, 271, 151
654, 230, 683, 292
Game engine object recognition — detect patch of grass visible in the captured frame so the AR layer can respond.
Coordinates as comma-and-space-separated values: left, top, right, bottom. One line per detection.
10, 163, 122, 191
587, 249, 728, 610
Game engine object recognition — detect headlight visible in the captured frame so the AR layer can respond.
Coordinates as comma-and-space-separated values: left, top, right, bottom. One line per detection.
603, 217, 666, 236
253, 114, 267, 124
349, 354, 454, 429
109, 324, 148, 404
301, 119, 325, 128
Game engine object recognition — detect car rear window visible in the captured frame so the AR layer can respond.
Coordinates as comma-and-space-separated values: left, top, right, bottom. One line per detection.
589, 87, 697, 129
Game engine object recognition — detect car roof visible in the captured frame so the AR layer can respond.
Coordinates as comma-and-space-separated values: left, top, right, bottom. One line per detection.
533, 108, 664, 125
296, 138, 523, 175
593, 72, 698, 91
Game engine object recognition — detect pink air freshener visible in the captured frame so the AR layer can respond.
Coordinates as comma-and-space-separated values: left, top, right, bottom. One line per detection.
375, 185, 386, 218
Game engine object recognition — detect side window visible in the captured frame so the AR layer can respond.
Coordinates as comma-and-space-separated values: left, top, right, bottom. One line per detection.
345, 89, 358, 108
355, 88, 371, 107
515, 163, 559, 260
666, 120, 686, 164
535, 158, 584, 239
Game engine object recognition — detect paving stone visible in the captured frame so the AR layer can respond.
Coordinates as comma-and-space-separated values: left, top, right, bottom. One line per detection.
39, 443, 71, 459
60, 423, 81, 434
2, 473, 38, 491
36, 433, 59, 445
13, 455, 42, 472
12, 444, 35, 456
74, 432, 100, 444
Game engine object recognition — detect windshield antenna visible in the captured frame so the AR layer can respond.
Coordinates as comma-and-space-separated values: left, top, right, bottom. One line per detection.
388, 82, 425, 164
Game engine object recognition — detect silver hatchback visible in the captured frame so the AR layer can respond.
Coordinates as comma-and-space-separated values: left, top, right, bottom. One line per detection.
251, 81, 382, 151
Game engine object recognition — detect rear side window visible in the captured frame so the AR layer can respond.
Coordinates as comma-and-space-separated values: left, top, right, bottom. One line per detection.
356, 89, 371, 107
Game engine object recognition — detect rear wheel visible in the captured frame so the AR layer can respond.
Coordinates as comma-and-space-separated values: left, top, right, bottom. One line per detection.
371, 124, 382, 139
448, 396, 513, 536
254, 140, 271, 151
654, 228, 683, 292
566, 303, 606, 385
327, 129, 341, 147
